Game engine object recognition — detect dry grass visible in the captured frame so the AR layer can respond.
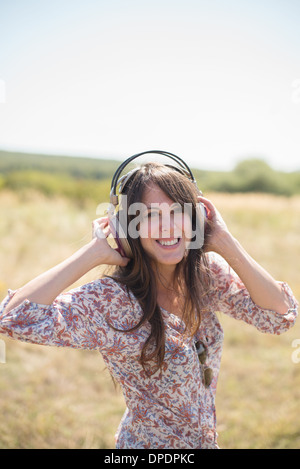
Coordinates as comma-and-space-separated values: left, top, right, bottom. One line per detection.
0, 189, 299, 449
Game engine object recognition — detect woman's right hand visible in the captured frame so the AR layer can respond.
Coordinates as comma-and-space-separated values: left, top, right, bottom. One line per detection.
92, 217, 130, 267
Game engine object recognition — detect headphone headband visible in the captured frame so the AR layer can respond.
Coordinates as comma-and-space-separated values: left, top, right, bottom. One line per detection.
110, 150, 197, 206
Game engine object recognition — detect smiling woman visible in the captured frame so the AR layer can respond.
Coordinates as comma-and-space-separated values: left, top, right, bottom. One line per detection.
105, 162, 212, 382
0, 154, 298, 449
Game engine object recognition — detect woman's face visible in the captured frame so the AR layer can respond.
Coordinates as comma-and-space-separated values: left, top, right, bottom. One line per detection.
138, 183, 192, 269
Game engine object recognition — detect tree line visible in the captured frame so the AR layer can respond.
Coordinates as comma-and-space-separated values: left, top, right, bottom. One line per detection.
0, 150, 299, 201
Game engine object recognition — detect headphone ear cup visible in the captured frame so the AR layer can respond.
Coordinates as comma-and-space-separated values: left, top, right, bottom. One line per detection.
109, 212, 133, 259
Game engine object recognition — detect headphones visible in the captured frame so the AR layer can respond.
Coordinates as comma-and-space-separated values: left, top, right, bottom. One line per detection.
108, 150, 207, 258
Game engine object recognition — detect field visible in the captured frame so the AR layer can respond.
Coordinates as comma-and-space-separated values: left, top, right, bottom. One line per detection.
0, 189, 299, 449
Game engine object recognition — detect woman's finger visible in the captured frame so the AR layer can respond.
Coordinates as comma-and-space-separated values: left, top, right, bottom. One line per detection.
92, 217, 110, 239
197, 196, 215, 210
94, 226, 107, 239
197, 196, 215, 220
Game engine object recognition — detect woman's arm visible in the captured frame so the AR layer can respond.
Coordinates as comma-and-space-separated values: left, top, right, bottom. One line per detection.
3, 217, 129, 314
211, 231, 292, 315
200, 196, 294, 317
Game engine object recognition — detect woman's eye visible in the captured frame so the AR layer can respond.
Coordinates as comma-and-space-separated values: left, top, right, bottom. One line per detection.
141, 210, 159, 220
148, 210, 160, 218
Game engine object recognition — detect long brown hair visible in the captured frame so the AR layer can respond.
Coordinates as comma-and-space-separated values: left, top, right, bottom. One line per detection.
109, 162, 212, 374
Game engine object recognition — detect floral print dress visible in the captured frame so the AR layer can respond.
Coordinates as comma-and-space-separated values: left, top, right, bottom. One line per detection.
0, 253, 298, 449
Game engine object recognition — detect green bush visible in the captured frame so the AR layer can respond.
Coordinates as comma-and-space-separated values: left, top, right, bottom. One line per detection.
2, 170, 112, 204
195, 159, 300, 196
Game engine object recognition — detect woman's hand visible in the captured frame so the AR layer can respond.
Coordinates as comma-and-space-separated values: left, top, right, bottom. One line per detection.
198, 196, 231, 254
92, 216, 130, 267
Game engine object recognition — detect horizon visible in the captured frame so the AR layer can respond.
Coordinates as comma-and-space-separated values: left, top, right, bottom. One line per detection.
0, 146, 299, 174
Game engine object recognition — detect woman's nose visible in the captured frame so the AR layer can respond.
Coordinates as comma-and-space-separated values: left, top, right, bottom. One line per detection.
159, 212, 175, 237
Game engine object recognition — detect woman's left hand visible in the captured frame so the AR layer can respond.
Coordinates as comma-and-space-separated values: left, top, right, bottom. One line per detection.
197, 196, 231, 254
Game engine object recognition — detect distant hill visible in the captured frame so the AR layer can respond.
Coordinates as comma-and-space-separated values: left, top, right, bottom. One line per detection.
0, 149, 299, 198
0, 150, 122, 180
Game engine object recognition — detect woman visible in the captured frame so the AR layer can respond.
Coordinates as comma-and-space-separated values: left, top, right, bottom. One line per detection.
0, 161, 298, 449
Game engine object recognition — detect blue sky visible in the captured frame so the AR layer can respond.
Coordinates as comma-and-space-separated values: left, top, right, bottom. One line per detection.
0, 0, 299, 171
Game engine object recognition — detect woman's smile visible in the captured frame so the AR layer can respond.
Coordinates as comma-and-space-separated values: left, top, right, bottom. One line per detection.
155, 237, 182, 248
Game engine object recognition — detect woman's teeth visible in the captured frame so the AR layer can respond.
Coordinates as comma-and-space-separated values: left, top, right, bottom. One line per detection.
157, 238, 180, 246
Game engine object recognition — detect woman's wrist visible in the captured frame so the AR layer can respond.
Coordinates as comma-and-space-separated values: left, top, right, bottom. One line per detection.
82, 238, 107, 270
209, 230, 240, 262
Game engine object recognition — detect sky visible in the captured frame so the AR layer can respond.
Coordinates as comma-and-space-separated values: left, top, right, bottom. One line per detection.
0, 0, 299, 171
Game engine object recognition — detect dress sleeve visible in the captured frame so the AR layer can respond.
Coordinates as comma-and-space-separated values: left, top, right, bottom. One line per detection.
0, 278, 125, 351
207, 253, 298, 335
